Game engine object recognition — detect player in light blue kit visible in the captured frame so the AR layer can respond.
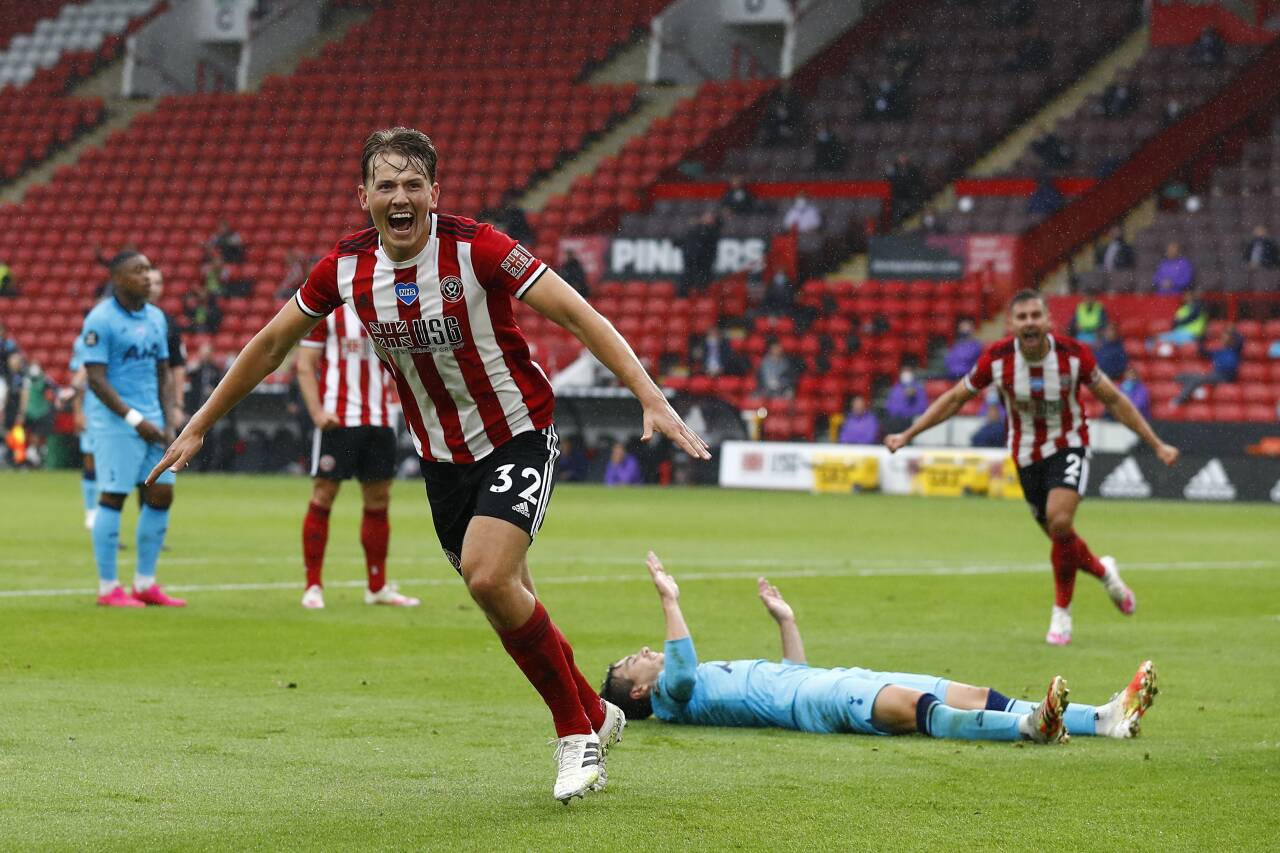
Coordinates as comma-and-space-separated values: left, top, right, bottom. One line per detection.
602, 553, 1157, 746
80, 251, 186, 608
69, 333, 99, 531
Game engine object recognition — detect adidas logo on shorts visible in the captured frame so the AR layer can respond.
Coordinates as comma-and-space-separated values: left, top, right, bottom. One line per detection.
512, 501, 531, 518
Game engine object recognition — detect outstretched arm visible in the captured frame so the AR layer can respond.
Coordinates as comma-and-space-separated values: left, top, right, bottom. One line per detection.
524, 272, 710, 461
884, 381, 976, 452
1090, 373, 1179, 465
647, 551, 689, 641
758, 578, 805, 664
146, 300, 319, 482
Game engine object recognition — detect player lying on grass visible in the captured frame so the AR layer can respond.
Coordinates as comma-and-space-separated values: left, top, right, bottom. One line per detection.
601, 553, 1157, 744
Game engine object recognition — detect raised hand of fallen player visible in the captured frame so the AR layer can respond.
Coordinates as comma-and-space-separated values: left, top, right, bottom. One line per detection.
641, 399, 711, 460
146, 427, 204, 484
757, 577, 795, 624
884, 433, 908, 453
1156, 442, 1179, 466
647, 550, 680, 600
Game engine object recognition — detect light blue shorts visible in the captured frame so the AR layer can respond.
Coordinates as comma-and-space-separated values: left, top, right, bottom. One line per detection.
95, 432, 176, 494
79, 430, 96, 456
791, 668, 952, 736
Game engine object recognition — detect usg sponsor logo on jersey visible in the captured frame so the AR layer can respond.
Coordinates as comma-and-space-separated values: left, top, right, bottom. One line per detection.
1099, 457, 1151, 499
1183, 458, 1236, 501
395, 281, 419, 306
439, 275, 464, 303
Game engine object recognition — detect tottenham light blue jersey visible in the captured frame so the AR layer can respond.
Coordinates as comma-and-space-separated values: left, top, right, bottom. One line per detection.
79, 297, 169, 434
69, 334, 87, 372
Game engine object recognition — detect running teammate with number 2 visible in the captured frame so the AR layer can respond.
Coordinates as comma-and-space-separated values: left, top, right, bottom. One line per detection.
884, 290, 1179, 646
149, 127, 710, 802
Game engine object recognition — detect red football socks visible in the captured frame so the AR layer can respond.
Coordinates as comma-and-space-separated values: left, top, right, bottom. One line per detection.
361, 508, 389, 593
552, 622, 606, 731
302, 502, 330, 588
1069, 533, 1107, 579
498, 601, 594, 738
1050, 534, 1077, 608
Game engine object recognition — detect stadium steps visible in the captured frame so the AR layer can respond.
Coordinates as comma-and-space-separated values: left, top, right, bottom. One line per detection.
966, 27, 1151, 178
0, 56, 149, 205
244, 4, 371, 92
515, 82, 695, 214
583, 31, 650, 85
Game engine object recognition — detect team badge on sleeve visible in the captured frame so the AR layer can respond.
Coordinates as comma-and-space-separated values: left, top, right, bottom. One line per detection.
440, 275, 464, 303
500, 245, 534, 279
85, 331, 98, 346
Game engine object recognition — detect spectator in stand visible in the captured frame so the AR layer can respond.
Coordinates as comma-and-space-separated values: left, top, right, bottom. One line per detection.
918, 206, 947, 234
181, 289, 224, 334
493, 201, 536, 246
679, 210, 722, 296
690, 326, 745, 377
756, 340, 796, 398
201, 256, 228, 298
1004, 25, 1051, 72
1162, 97, 1185, 127
1100, 75, 1141, 118
782, 193, 822, 234
1174, 324, 1243, 405
885, 153, 925, 221
837, 395, 879, 445
720, 175, 756, 215
184, 342, 224, 416
275, 249, 310, 300
864, 76, 908, 121
1188, 25, 1226, 68
1116, 366, 1152, 422
206, 220, 245, 264
1153, 242, 1195, 294
603, 439, 643, 486
0, 322, 18, 368
759, 84, 805, 147
13, 361, 53, 467
1243, 224, 1279, 269
1095, 226, 1136, 271
0, 257, 14, 297
945, 319, 983, 379
1029, 126, 1074, 170
559, 250, 590, 298
812, 122, 848, 172
761, 270, 798, 317
886, 28, 923, 77
1156, 290, 1207, 345
1094, 323, 1128, 381
557, 435, 589, 483
1026, 172, 1065, 218
883, 367, 928, 433
1067, 286, 1108, 344
970, 402, 1006, 448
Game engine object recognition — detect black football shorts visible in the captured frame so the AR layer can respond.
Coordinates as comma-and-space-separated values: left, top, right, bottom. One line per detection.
1017, 447, 1090, 524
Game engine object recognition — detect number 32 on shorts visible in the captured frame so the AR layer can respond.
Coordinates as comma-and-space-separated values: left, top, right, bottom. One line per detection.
489, 463, 543, 505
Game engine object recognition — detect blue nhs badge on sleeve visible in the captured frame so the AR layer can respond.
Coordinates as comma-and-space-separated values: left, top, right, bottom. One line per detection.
395, 282, 419, 306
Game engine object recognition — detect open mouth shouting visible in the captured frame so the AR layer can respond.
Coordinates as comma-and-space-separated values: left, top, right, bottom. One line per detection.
387, 209, 415, 237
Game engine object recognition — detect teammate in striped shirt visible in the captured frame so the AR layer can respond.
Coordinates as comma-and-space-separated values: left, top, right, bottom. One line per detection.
885, 290, 1179, 645
150, 127, 709, 802
296, 303, 418, 609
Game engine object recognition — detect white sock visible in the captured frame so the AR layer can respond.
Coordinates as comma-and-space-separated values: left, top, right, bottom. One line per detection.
134, 575, 155, 591
98, 579, 119, 596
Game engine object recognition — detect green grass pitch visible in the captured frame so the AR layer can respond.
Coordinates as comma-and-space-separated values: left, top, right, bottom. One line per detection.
0, 470, 1277, 850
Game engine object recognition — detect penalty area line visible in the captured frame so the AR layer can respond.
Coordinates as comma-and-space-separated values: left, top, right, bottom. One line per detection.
0, 558, 1274, 599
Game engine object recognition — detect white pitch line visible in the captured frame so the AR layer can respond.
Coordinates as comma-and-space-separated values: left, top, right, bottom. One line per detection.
0, 559, 1273, 599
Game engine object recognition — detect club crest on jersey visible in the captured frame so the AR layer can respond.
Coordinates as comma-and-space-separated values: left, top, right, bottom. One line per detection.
84, 331, 98, 346
1029, 377, 1045, 393
440, 275, 464, 303
395, 282, 420, 306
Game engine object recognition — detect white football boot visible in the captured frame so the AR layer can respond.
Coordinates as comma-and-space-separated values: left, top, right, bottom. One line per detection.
1045, 605, 1072, 646
301, 585, 325, 610
1098, 660, 1158, 738
364, 583, 420, 607
1100, 556, 1136, 615
551, 732, 601, 803
591, 700, 627, 791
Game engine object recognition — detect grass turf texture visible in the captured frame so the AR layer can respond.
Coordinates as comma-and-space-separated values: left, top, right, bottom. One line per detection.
0, 471, 1277, 851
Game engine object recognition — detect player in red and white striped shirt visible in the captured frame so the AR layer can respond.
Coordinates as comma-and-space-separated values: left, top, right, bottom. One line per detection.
295, 303, 418, 609
885, 290, 1179, 646
150, 127, 709, 802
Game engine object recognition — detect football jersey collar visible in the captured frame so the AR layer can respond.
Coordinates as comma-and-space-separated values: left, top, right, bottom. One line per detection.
376, 213, 436, 269
1016, 332, 1055, 365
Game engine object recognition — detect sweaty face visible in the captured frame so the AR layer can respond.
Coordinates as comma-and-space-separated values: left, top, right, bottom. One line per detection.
359, 152, 440, 262
612, 646, 665, 693
115, 255, 154, 302
1009, 298, 1050, 355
